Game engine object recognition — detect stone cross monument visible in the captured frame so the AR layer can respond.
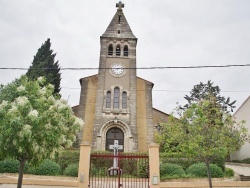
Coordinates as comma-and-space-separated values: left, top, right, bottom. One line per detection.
108, 140, 123, 175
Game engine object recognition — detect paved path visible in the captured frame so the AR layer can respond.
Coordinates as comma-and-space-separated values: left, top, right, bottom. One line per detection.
0, 185, 72, 188
226, 162, 250, 176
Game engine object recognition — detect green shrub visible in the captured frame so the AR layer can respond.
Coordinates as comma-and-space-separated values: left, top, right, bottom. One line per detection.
138, 160, 149, 178
231, 158, 250, 164
89, 152, 149, 178
119, 157, 138, 177
56, 150, 80, 171
224, 168, 234, 177
160, 163, 185, 179
159, 153, 226, 172
90, 152, 112, 177
32, 159, 61, 176
27, 166, 37, 174
160, 153, 198, 170
210, 164, 224, 178
186, 163, 223, 178
0, 159, 19, 173
211, 157, 225, 172
64, 163, 79, 177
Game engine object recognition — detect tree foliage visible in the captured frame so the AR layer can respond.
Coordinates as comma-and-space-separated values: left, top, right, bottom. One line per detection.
26, 38, 61, 95
156, 97, 248, 188
0, 76, 83, 188
184, 80, 236, 112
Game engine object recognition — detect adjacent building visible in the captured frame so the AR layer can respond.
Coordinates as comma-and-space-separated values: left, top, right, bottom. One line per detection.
230, 96, 250, 160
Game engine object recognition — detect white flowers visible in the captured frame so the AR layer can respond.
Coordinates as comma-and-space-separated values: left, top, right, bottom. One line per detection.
48, 96, 55, 103
45, 123, 52, 130
74, 118, 84, 128
1, 75, 83, 163
15, 96, 29, 106
65, 140, 73, 148
23, 124, 32, 131
0, 100, 8, 110
37, 76, 45, 83
28, 110, 38, 117
32, 143, 39, 153
54, 99, 68, 111
17, 85, 25, 92
21, 124, 32, 138
8, 105, 18, 113
39, 87, 46, 95
59, 135, 66, 144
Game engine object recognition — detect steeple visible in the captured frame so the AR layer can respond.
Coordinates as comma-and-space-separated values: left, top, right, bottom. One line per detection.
102, 1, 136, 39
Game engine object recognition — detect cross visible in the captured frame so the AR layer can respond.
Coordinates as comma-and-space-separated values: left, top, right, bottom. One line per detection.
109, 140, 123, 168
116, 1, 124, 9
111, 128, 120, 138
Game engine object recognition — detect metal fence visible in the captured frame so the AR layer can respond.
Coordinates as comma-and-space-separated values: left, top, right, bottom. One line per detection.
89, 153, 149, 188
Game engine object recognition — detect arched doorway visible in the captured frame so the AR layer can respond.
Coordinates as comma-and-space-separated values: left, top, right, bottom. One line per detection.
105, 127, 124, 152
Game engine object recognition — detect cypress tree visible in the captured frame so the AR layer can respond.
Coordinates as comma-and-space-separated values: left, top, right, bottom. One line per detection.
26, 38, 61, 96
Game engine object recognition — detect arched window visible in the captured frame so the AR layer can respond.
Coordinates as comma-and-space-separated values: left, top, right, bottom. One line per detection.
123, 45, 128, 56
106, 127, 124, 152
108, 44, 113, 56
113, 87, 120, 108
106, 91, 111, 108
122, 92, 127, 109
116, 45, 121, 56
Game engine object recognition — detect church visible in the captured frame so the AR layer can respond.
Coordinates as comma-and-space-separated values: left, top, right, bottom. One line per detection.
73, 2, 169, 152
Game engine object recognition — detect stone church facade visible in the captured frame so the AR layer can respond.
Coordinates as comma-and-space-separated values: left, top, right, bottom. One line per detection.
73, 2, 169, 152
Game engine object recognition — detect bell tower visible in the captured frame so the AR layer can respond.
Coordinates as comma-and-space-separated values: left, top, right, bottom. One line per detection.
92, 1, 138, 152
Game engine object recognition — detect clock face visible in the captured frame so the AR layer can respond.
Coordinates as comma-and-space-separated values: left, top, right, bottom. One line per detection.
111, 64, 124, 75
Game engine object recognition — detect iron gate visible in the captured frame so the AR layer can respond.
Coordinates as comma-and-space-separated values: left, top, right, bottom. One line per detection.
89, 153, 149, 188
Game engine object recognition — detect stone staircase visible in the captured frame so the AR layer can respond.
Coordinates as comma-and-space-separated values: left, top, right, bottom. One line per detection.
240, 175, 250, 181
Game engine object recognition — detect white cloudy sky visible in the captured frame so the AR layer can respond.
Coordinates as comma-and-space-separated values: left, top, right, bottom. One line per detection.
0, 0, 249, 114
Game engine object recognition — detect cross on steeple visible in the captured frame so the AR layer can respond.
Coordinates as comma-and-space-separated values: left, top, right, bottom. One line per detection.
116, 1, 124, 9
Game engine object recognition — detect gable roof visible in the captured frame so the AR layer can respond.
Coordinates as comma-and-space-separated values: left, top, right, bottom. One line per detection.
153, 107, 170, 117
102, 5, 136, 39
233, 95, 250, 116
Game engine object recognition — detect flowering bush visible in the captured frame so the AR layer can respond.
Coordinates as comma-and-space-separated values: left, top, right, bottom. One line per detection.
0, 76, 84, 186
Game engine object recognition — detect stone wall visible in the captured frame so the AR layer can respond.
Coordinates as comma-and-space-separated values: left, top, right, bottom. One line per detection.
77, 75, 98, 145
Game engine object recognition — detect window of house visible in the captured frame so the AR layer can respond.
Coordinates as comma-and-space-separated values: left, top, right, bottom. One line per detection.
122, 92, 127, 109
106, 91, 111, 108
108, 44, 113, 56
116, 45, 121, 56
113, 87, 120, 108
123, 45, 128, 56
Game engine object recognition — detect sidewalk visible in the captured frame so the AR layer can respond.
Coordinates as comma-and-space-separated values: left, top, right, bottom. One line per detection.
0, 185, 73, 188
226, 162, 250, 176
1, 172, 250, 188
0, 173, 77, 187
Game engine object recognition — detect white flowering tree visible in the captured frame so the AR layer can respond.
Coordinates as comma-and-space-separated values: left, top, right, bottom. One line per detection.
0, 76, 83, 188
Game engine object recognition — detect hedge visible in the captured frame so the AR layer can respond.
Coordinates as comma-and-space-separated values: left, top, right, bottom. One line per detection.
160, 163, 186, 179
160, 153, 225, 172
0, 159, 20, 173
224, 168, 234, 177
29, 159, 61, 176
56, 149, 80, 171
64, 163, 79, 177
186, 162, 223, 178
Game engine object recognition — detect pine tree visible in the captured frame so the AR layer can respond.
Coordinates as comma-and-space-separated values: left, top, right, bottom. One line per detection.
26, 38, 61, 95
183, 80, 236, 112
